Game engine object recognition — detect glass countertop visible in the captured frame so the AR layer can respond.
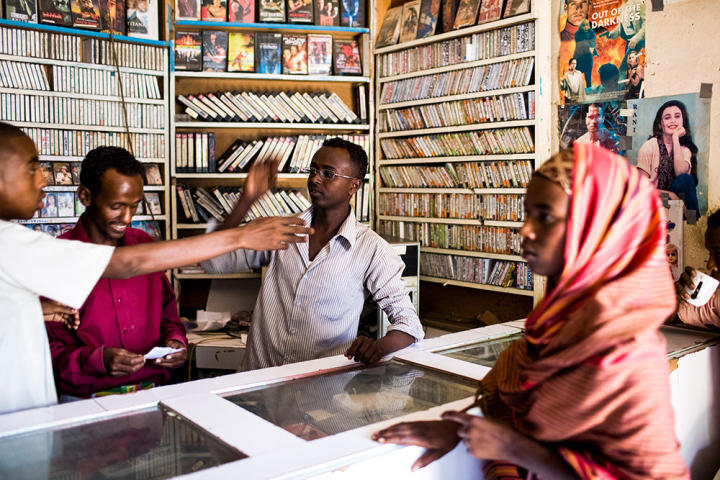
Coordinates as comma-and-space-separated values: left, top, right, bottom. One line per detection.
225, 361, 478, 441
0, 406, 246, 479
437, 332, 523, 367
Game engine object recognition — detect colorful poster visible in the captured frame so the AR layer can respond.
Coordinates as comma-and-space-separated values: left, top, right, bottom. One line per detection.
626, 94, 711, 216
559, 0, 645, 104
559, 101, 625, 155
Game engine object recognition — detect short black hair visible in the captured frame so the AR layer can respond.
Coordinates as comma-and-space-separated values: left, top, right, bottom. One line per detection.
598, 63, 620, 83
80, 146, 144, 196
0, 122, 32, 164
321, 137, 367, 179
568, 58, 577, 66
708, 209, 720, 229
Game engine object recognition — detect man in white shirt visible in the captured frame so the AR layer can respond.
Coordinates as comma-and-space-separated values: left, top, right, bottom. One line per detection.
202, 138, 424, 371
0, 122, 311, 415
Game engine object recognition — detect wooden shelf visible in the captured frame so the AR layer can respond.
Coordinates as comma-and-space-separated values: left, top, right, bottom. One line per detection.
0, 88, 164, 104
484, 220, 523, 227
420, 275, 534, 296
0, 53, 164, 76
173, 20, 369, 34
174, 71, 370, 83
175, 173, 307, 179
174, 122, 370, 130
8, 121, 165, 134
176, 223, 209, 229
374, 12, 536, 54
378, 154, 534, 165
421, 247, 525, 262
378, 85, 535, 111
175, 272, 261, 279
378, 119, 534, 139
378, 51, 535, 84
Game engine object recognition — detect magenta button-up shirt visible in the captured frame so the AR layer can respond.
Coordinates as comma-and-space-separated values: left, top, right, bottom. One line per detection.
46, 218, 187, 396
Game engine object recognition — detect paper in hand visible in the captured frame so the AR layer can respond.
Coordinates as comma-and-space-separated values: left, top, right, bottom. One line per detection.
144, 346, 184, 360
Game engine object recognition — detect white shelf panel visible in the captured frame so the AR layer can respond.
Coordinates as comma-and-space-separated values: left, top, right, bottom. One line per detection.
378, 85, 535, 111
378, 119, 534, 139
378, 215, 481, 225
175, 122, 370, 131
9, 121, 165, 134
175, 272, 261, 279
0, 53, 164, 76
43, 185, 165, 192
175, 71, 370, 83
378, 187, 525, 194
18, 214, 165, 225
378, 51, 535, 84
484, 220, 523, 227
375, 12, 536, 54
421, 247, 525, 262
38, 155, 166, 163
0, 88, 164, 104
377, 154, 535, 165
419, 275, 534, 296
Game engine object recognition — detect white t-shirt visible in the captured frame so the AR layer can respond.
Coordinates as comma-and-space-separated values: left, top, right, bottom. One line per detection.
0, 220, 114, 415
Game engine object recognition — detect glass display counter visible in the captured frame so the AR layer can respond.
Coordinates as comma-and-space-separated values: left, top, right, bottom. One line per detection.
0, 406, 246, 480
436, 332, 524, 367
225, 360, 478, 441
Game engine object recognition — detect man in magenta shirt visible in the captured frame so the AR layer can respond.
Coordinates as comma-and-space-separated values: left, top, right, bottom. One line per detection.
45, 147, 187, 399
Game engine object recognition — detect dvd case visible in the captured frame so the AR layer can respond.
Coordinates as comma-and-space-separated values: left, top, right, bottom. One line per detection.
259, 0, 284, 22
313, 0, 337, 26
307, 34, 332, 75
72, 0, 101, 29
339, 0, 363, 27
255, 32, 282, 74
4, 0, 38, 22
203, 31, 228, 71
228, 32, 255, 72
127, 0, 158, 39
39, 0, 72, 26
228, 0, 252, 21
175, 31, 203, 71
99, 0, 126, 35
175, 0, 199, 19
333, 39, 361, 75
201, 0, 226, 20
287, 0, 311, 23
282, 35, 307, 75
376, 6, 402, 48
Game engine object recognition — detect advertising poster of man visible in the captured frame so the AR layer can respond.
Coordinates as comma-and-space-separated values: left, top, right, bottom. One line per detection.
626, 93, 710, 216
559, 101, 624, 155
559, 0, 646, 104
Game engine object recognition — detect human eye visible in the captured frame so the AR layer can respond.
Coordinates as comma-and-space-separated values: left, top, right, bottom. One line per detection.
322, 169, 336, 179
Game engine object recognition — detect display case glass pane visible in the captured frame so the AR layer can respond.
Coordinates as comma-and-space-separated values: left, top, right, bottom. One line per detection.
0, 406, 246, 479
225, 361, 477, 441
437, 333, 523, 367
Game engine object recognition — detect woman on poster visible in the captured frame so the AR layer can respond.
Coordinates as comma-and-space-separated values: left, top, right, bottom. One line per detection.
637, 100, 699, 214
573, 19, 596, 88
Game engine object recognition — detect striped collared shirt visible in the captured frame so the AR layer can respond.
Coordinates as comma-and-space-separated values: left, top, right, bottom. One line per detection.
201, 207, 424, 372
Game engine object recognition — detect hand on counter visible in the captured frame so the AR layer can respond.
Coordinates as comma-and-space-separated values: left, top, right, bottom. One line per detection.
345, 337, 383, 364
372, 420, 461, 471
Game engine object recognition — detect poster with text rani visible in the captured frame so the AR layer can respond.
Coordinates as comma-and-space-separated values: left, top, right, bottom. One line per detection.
558, 0, 645, 105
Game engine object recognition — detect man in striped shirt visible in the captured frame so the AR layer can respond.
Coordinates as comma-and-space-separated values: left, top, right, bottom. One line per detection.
202, 138, 424, 371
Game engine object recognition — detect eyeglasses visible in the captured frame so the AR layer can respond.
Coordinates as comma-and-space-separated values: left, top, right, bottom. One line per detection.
302, 167, 359, 181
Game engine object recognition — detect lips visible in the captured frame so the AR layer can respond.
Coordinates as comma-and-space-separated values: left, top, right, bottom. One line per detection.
308, 187, 322, 196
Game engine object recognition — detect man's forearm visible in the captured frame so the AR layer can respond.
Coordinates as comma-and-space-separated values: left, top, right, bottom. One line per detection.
376, 330, 415, 357
103, 229, 246, 279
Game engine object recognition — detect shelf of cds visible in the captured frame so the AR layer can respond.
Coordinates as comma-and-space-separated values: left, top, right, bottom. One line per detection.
373, 0, 551, 305
0, 21, 173, 242
168, 0, 376, 300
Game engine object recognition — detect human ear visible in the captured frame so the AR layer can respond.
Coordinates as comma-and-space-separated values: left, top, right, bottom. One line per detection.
77, 186, 93, 208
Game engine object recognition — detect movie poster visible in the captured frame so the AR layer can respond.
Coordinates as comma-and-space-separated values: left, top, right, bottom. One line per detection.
558, 0, 645, 105
559, 101, 625, 155
626, 93, 711, 216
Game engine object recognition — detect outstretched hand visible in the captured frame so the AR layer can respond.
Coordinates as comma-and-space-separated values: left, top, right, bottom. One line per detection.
239, 216, 313, 251
372, 420, 461, 471
243, 160, 279, 203
41, 299, 80, 330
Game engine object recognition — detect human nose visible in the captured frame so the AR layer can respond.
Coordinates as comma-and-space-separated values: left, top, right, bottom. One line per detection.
35, 168, 47, 189
707, 253, 718, 273
519, 219, 535, 241
120, 206, 133, 224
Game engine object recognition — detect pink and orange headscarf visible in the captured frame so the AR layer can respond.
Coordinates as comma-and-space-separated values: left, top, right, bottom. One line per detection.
480, 144, 688, 480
